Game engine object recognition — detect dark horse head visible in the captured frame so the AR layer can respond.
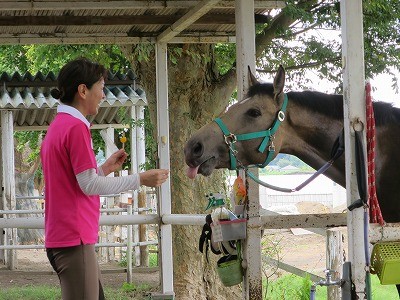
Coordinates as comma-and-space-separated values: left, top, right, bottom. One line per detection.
185, 66, 400, 223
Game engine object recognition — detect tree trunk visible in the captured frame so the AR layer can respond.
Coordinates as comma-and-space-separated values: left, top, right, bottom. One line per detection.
14, 146, 44, 244
122, 44, 240, 299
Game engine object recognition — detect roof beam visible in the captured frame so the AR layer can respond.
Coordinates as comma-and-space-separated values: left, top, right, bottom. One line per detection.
157, 0, 221, 43
0, 34, 236, 45
0, 1, 285, 11
0, 14, 270, 26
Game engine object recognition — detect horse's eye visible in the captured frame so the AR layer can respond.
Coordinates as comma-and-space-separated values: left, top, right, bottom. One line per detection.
246, 108, 261, 118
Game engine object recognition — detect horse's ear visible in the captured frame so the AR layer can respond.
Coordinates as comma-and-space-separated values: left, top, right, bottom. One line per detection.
273, 65, 285, 97
248, 66, 259, 87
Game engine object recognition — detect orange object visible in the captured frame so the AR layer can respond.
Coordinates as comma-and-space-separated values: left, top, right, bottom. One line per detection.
233, 176, 246, 205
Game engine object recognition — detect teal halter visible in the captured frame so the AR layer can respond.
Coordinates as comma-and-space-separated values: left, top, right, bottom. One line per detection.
214, 93, 288, 170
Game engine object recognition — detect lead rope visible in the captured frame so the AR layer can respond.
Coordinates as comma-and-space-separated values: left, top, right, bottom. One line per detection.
366, 83, 385, 226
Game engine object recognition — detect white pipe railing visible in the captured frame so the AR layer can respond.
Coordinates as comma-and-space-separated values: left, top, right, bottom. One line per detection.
0, 240, 158, 250
0, 207, 154, 215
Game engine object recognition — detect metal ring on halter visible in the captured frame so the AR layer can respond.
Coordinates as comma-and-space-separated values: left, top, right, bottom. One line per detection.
352, 118, 364, 132
278, 111, 285, 122
224, 133, 237, 145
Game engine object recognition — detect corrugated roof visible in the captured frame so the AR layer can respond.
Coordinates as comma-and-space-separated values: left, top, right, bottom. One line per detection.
0, 70, 146, 129
0, 1, 285, 44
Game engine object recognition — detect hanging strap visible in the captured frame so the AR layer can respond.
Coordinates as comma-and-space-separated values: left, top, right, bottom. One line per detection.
246, 130, 345, 193
365, 83, 384, 225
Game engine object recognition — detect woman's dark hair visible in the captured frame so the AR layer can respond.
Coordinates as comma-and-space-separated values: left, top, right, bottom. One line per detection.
50, 57, 108, 104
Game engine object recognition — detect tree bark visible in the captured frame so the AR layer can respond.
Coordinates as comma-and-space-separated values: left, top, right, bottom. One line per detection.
122, 44, 240, 299
14, 150, 43, 244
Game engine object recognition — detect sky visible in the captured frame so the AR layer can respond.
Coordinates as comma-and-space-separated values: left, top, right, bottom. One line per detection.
370, 73, 400, 107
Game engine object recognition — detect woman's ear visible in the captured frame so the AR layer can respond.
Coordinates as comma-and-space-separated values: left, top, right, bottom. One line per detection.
77, 83, 87, 98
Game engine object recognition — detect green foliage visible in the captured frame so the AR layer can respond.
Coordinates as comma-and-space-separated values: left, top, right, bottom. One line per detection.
119, 249, 158, 268
214, 44, 236, 75
264, 274, 316, 300
0, 284, 155, 300
0, 285, 61, 300
14, 131, 43, 163
4, 44, 138, 170
0, 44, 130, 74
255, 0, 399, 93
130, 44, 155, 63
121, 282, 152, 293
263, 273, 398, 299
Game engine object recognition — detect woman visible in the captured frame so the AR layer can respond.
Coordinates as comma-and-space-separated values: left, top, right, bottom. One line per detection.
40, 58, 169, 300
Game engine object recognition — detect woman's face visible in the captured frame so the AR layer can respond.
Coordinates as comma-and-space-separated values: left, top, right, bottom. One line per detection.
84, 77, 105, 116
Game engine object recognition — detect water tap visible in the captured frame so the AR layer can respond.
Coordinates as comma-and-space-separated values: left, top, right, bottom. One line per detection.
317, 269, 343, 287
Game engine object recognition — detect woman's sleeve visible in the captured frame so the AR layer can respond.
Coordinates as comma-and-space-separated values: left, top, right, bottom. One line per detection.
76, 168, 140, 195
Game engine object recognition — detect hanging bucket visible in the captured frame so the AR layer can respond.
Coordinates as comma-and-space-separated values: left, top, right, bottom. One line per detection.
371, 241, 400, 284
211, 219, 247, 243
216, 242, 243, 286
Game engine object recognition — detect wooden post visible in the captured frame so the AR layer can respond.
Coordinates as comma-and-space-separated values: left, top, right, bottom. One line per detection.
138, 190, 149, 266
326, 228, 345, 300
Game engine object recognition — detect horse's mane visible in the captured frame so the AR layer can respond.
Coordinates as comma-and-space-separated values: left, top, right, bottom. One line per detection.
247, 83, 400, 126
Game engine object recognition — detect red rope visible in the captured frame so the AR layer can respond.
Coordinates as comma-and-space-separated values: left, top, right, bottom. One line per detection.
365, 83, 385, 225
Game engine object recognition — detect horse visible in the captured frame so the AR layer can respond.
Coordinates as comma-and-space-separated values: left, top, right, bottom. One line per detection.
184, 66, 400, 295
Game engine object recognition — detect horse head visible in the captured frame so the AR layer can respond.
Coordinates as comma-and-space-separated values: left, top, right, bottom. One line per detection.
184, 66, 289, 178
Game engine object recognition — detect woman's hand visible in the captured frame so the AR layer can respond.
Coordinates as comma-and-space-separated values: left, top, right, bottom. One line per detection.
139, 169, 169, 187
101, 149, 127, 176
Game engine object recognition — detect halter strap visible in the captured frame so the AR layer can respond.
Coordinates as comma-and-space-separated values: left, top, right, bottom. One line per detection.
214, 94, 289, 170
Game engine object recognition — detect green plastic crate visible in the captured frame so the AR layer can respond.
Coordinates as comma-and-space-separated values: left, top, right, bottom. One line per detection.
371, 242, 400, 284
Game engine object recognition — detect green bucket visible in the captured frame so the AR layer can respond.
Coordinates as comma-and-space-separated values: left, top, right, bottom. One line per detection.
217, 255, 243, 286
371, 241, 400, 285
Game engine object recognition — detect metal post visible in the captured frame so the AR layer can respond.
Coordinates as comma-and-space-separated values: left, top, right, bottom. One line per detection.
130, 106, 141, 266
127, 204, 133, 283
136, 105, 147, 266
340, 0, 368, 297
155, 42, 174, 296
235, 1, 261, 299
1, 111, 17, 270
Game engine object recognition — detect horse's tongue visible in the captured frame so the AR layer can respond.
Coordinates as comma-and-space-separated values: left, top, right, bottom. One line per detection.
186, 166, 199, 179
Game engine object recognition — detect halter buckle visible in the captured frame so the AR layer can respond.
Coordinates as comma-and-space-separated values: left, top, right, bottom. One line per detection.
278, 111, 285, 122
224, 133, 237, 145
269, 135, 276, 151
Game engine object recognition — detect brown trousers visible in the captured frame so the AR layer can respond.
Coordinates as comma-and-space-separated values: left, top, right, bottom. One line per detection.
47, 244, 105, 300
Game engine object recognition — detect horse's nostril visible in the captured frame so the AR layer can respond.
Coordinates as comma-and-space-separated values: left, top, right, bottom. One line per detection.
193, 142, 203, 157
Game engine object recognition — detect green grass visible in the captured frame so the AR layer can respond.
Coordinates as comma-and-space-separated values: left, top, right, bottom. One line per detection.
119, 251, 158, 268
1, 273, 398, 299
263, 273, 398, 300
0, 286, 61, 300
0, 284, 155, 300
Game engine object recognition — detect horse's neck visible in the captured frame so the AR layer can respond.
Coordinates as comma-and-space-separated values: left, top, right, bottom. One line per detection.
281, 104, 346, 186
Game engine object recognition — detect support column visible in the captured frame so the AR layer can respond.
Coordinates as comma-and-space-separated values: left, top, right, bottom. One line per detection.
1, 111, 17, 270
326, 228, 344, 300
235, 1, 262, 299
340, 0, 368, 298
0, 122, 4, 264
136, 105, 148, 266
130, 106, 140, 266
155, 42, 174, 296
101, 127, 115, 262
